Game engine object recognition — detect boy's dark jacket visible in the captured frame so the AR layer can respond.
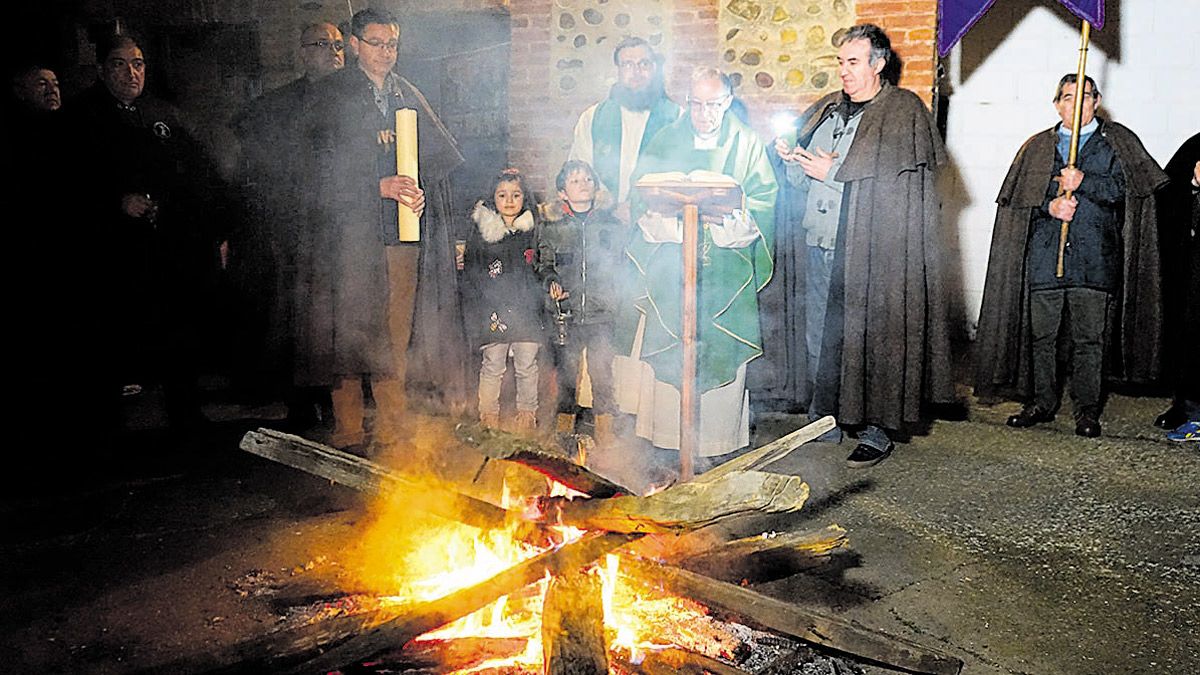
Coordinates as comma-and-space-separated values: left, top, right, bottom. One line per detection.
535, 191, 630, 326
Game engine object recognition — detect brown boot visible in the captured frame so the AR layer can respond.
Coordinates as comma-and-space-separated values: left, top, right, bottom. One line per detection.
555, 413, 576, 435
480, 412, 501, 429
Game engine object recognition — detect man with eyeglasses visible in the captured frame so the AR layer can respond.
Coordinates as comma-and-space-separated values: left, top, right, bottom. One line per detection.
612, 67, 777, 471
295, 8, 464, 453
230, 23, 344, 427
976, 73, 1167, 439
568, 37, 680, 208
768, 24, 954, 468
71, 32, 233, 434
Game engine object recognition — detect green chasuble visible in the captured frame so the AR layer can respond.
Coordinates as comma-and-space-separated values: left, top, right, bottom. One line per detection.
621, 114, 778, 391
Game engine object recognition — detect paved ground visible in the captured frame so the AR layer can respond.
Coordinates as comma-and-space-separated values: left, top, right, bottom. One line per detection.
1, 390, 1196, 674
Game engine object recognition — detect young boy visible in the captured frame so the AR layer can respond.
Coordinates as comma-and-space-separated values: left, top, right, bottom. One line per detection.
536, 160, 629, 443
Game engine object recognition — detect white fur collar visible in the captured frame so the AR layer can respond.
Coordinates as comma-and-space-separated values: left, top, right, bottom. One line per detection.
472, 201, 535, 243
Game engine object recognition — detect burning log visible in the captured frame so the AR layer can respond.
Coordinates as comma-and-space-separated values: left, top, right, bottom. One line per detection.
619, 556, 964, 675
541, 470, 810, 534
614, 647, 751, 675
290, 531, 639, 674
542, 566, 609, 675
240, 428, 507, 530
676, 524, 849, 581
456, 422, 633, 497
385, 636, 530, 672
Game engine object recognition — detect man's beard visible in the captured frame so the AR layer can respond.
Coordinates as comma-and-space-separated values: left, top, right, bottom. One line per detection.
611, 78, 664, 111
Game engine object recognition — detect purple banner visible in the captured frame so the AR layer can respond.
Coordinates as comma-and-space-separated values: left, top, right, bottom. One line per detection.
938, 0, 1106, 57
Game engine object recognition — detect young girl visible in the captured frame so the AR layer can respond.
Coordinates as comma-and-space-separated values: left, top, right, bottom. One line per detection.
463, 168, 544, 431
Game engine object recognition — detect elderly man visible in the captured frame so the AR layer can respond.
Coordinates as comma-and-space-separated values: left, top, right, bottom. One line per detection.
613, 67, 777, 467
975, 74, 1167, 438
71, 33, 231, 433
568, 37, 680, 205
295, 8, 464, 451
771, 24, 954, 467
231, 22, 344, 425
11, 65, 61, 112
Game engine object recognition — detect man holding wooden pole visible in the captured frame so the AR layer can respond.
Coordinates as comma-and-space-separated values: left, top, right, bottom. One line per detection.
975, 74, 1166, 438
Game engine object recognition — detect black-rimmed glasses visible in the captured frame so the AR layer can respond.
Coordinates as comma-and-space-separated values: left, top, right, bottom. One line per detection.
359, 38, 399, 51
302, 39, 344, 52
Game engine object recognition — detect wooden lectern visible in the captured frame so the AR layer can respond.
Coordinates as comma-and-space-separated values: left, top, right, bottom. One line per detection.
634, 171, 744, 481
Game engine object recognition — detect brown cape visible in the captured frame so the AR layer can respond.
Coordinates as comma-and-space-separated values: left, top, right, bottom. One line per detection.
973, 120, 1168, 401
803, 84, 956, 430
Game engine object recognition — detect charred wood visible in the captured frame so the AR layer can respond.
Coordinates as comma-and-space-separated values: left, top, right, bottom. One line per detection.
614, 647, 751, 675
456, 422, 634, 497
619, 557, 963, 675
239, 428, 507, 530
542, 566, 609, 675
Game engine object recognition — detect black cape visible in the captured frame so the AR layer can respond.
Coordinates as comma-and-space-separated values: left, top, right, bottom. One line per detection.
974, 120, 1169, 401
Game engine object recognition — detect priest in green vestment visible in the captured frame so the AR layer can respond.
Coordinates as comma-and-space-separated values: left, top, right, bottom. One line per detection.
613, 67, 778, 461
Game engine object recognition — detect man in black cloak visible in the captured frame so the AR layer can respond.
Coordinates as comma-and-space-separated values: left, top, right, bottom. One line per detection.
974, 74, 1168, 438
761, 24, 954, 467
230, 22, 344, 422
1151, 133, 1199, 438
294, 8, 465, 451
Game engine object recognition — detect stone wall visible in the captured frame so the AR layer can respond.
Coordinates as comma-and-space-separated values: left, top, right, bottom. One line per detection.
508, 0, 937, 192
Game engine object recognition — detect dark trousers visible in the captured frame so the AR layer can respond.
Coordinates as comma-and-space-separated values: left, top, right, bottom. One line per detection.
1030, 287, 1109, 417
554, 322, 616, 415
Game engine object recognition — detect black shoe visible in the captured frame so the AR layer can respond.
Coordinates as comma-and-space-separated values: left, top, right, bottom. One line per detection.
1006, 406, 1055, 428
846, 442, 893, 468
1075, 416, 1101, 438
1154, 405, 1187, 430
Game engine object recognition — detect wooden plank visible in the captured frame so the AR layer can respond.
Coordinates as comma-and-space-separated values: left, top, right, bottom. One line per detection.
542, 471, 810, 534
683, 525, 849, 582
619, 557, 964, 675
542, 565, 609, 675
696, 415, 836, 484
290, 531, 640, 674
239, 428, 507, 530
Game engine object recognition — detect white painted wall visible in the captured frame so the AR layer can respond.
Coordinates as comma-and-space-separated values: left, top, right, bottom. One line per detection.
942, 0, 1200, 337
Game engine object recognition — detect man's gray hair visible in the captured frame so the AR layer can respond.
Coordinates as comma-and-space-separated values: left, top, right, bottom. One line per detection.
837, 23, 893, 66
1053, 73, 1101, 102
690, 66, 732, 96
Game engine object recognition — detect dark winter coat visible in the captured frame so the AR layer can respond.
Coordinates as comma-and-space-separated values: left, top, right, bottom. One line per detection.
1026, 127, 1125, 292
69, 83, 229, 376
293, 66, 465, 387
787, 84, 956, 430
534, 193, 630, 326
974, 120, 1168, 401
462, 203, 544, 348
1159, 133, 1200, 399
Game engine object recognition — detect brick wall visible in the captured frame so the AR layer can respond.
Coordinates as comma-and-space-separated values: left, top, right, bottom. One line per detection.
508, 0, 937, 192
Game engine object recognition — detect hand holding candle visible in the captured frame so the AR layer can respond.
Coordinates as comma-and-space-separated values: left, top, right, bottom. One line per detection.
379, 175, 425, 217
394, 108, 420, 242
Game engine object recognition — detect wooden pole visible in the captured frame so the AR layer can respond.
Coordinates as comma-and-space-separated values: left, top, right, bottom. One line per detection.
1056, 19, 1092, 278
680, 203, 700, 481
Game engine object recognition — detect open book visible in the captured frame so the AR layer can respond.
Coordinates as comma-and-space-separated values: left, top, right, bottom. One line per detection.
635, 170, 743, 215
635, 169, 740, 189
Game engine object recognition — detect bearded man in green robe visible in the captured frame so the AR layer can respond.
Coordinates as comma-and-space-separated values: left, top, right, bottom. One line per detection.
613, 67, 778, 465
